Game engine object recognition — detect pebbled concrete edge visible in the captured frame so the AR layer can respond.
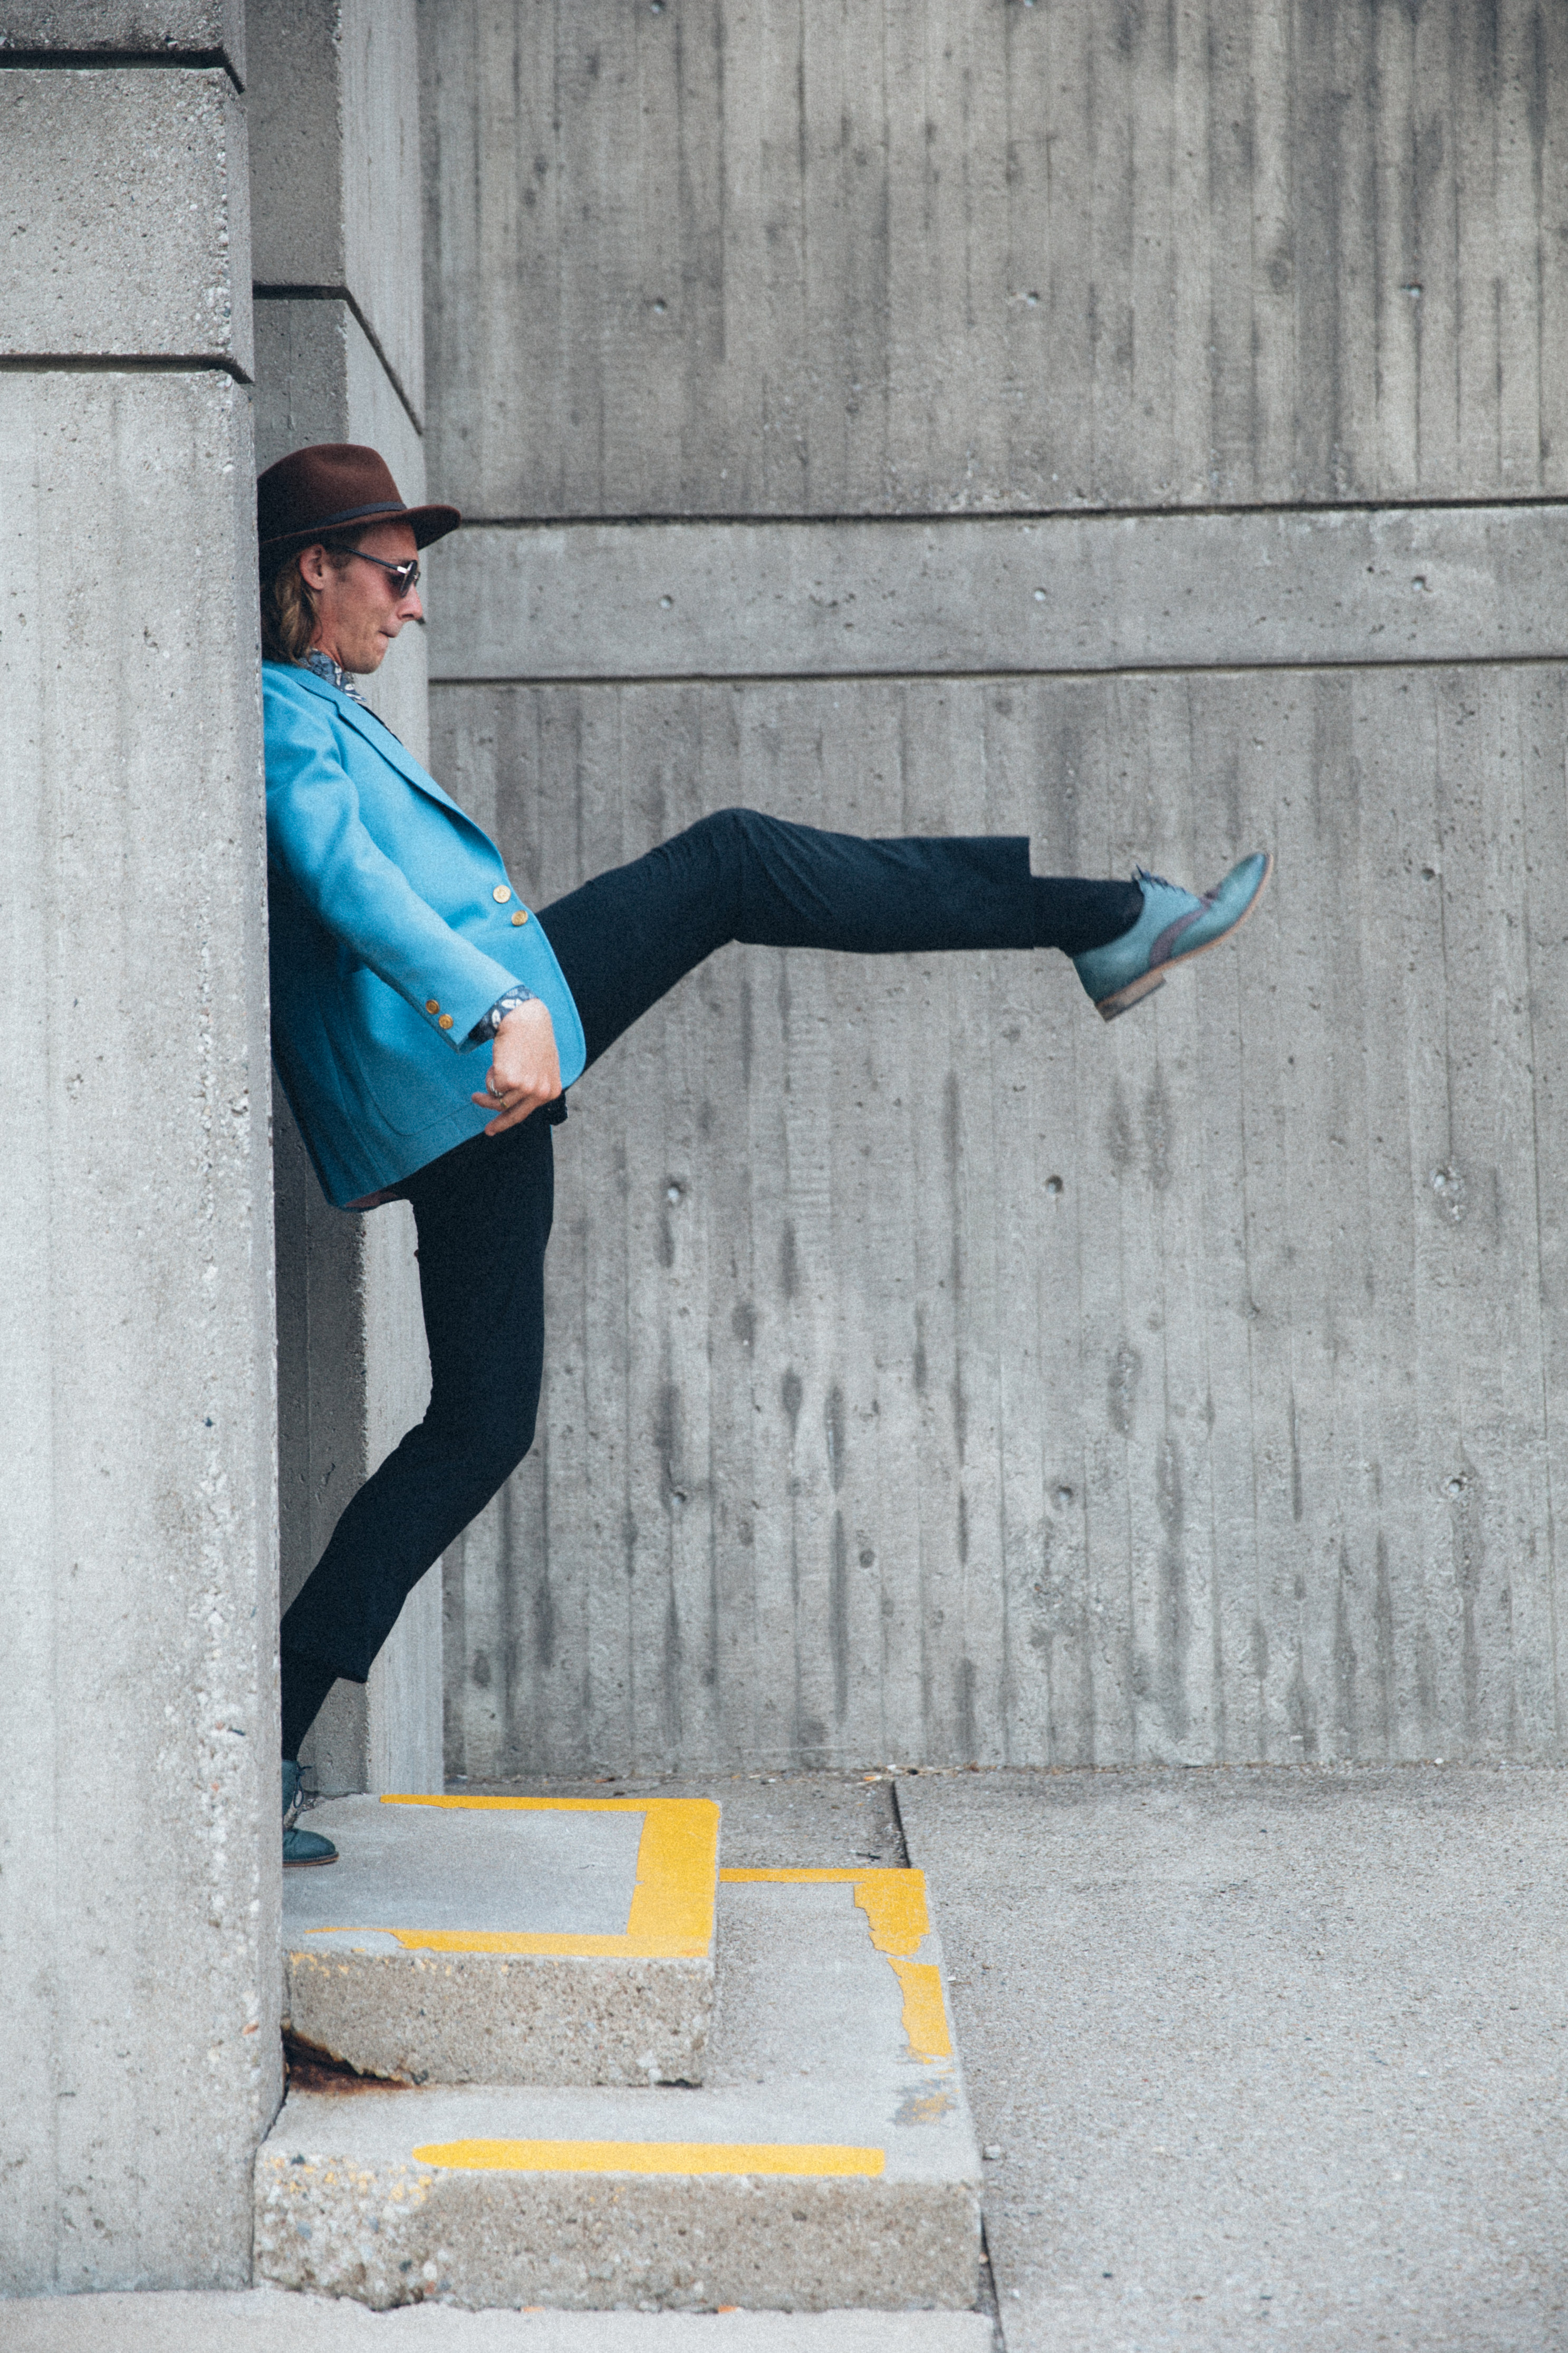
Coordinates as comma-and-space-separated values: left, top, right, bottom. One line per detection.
284, 1950, 714, 2087
254, 2154, 980, 2313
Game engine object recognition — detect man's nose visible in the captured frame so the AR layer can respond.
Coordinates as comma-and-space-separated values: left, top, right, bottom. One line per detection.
400, 587, 424, 621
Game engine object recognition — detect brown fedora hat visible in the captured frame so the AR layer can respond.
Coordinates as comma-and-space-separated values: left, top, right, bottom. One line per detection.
257, 443, 460, 560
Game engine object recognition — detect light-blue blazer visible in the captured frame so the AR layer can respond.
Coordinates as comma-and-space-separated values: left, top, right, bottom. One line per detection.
263, 661, 586, 1209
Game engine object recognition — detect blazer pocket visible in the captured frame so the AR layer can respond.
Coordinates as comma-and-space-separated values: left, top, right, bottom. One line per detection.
343, 969, 477, 1140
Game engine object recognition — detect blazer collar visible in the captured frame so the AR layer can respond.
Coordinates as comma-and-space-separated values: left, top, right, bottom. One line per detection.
281, 660, 476, 829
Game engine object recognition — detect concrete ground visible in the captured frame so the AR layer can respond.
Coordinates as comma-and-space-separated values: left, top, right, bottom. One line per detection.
13, 1764, 1568, 2349
900, 1763, 1568, 2353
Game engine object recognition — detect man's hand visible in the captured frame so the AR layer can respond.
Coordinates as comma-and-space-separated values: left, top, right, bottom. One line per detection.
470, 1000, 562, 1135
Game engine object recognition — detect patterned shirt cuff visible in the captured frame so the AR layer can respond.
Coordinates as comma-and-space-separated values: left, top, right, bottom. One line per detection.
469, 987, 535, 1044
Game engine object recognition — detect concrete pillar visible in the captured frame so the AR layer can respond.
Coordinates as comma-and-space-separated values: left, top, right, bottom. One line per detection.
247, 0, 441, 1796
0, 8, 280, 2295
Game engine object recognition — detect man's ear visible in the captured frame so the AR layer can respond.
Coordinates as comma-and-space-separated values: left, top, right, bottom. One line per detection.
296, 543, 330, 591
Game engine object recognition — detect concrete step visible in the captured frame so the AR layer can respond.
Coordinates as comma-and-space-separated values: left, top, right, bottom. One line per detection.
257, 1864, 982, 2315
283, 1795, 719, 2087
5, 2287, 997, 2350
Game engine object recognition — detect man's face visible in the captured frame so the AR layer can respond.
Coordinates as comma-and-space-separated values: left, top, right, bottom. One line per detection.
299, 519, 423, 674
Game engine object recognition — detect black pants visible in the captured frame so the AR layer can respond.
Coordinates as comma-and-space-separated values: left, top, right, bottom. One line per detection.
278, 812, 1137, 1742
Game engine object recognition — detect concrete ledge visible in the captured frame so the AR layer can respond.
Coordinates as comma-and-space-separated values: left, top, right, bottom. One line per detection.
288, 1949, 715, 2089
428, 504, 1568, 682
255, 2117, 977, 2314
0, 2289, 995, 2350
0, 3, 243, 75
0, 68, 251, 368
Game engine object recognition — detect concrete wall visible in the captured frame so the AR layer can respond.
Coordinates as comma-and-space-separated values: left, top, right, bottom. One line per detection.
424, 0, 1565, 519
423, 0, 1568, 1776
0, 14, 280, 2297
249, 0, 441, 1796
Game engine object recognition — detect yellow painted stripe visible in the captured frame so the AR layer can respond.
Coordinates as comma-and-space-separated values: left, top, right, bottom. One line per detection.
412, 2139, 884, 2178
310, 1796, 721, 1960
625, 1799, 719, 1953
719, 1868, 950, 2062
888, 1958, 953, 2060
719, 1867, 930, 1956
721, 1867, 876, 1878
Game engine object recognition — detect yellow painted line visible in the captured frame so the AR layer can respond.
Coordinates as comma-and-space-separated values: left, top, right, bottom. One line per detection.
624, 1797, 719, 1953
301, 1796, 718, 1960
719, 1867, 929, 1954
412, 2139, 884, 2178
888, 1958, 953, 2060
719, 1868, 950, 2062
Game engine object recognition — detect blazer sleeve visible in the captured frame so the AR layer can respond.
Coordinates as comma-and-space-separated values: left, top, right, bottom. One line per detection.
264, 675, 517, 1053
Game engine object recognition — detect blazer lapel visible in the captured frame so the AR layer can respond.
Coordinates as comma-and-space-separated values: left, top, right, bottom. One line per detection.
287, 664, 489, 838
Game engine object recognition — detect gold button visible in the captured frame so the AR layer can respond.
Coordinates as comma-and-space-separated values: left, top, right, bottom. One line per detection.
425, 998, 439, 1014
512, 910, 527, 926
438, 1013, 453, 1030
493, 884, 512, 903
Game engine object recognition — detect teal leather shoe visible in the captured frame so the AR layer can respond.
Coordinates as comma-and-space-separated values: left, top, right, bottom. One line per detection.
1073, 853, 1273, 1021
282, 1758, 337, 1869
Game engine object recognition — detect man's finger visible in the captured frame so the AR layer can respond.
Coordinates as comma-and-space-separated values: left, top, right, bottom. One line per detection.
473, 1079, 551, 1130
482, 1093, 543, 1136
482, 1071, 555, 1104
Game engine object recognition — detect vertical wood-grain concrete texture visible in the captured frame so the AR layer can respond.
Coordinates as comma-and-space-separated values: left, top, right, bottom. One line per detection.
248, 0, 441, 1794
249, 0, 423, 424
422, 0, 1568, 1776
423, 0, 1567, 519
0, 20, 281, 2297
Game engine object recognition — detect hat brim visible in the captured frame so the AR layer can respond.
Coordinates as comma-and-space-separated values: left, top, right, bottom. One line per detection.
259, 500, 462, 560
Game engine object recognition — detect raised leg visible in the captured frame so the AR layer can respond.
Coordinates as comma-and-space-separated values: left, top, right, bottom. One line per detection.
538, 808, 1141, 1069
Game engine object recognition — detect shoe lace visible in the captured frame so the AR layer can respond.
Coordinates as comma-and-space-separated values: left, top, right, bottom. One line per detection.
1135, 865, 1216, 908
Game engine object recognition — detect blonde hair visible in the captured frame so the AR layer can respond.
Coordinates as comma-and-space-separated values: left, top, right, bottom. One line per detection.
259, 534, 363, 664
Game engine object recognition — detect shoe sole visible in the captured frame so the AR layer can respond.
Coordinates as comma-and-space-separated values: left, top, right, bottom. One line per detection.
284, 1851, 339, 1868
1095, 850, 1273, 1022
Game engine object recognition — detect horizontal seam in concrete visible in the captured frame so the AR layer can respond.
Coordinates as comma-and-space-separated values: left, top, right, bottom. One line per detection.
0, 352, 252, 384
429, 653, 1568, 690
0, 50, 242, 92
459, 495, 1568, 530
253, 284, 423, 437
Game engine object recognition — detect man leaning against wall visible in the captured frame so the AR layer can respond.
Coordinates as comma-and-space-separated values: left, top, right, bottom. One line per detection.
256, 442, 1273, 1867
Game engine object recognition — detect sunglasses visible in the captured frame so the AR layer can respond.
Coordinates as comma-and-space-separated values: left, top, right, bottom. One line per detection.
350, 550, 421, 595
